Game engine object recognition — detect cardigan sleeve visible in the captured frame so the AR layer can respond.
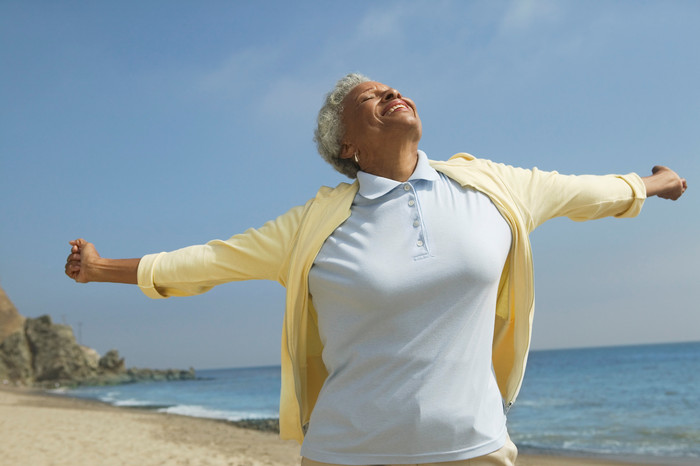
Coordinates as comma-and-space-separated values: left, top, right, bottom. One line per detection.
138, 204, 305, 299
485, 162, 647, 232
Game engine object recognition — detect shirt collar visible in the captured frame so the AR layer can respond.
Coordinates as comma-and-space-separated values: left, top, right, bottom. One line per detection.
357, 150, 439, 199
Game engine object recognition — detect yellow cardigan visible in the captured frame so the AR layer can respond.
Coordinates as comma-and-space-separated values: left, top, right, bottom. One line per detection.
138, 154, 646, 443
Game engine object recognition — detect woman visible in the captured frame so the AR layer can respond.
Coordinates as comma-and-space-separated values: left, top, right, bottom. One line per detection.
65, 73, 686, 466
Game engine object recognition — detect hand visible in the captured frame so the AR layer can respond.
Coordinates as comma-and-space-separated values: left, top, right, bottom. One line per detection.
65, 238, 100, 283
643, 166, 687, 200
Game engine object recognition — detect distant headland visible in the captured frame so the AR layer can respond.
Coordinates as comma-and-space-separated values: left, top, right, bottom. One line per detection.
0, 284, 195, 388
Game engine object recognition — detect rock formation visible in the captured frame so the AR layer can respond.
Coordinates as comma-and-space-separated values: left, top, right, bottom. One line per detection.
0, 285, 24, 341
0, 285, 195, 387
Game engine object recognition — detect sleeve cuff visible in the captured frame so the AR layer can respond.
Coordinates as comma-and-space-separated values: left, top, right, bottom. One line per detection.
614, 172, 647, 218
137, 252, 168, 299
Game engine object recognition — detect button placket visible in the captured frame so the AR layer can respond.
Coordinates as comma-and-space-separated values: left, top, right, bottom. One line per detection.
403, 183, 428, 255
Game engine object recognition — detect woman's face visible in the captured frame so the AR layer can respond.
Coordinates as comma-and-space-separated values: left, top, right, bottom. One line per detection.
340, 81, 422, 157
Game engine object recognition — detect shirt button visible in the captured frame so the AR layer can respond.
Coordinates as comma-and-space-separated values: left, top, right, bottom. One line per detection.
403, 184, 411, 191
416, 240, 424, 247
413, 220, 420, 227
408, 200, 415, 207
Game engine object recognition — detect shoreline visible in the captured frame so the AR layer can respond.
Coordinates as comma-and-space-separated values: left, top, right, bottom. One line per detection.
1, 387, 694, 466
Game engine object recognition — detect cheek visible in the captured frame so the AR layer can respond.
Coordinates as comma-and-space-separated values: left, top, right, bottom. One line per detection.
342, 111, 374, 142
341, 108, 358, 139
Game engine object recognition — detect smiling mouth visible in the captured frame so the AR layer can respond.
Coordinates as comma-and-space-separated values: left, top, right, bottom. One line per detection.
383, 100, 410, 116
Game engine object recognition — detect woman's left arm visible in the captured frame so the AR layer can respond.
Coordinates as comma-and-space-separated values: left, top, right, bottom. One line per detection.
493, 162, 683, 231
641, 166, 687, 200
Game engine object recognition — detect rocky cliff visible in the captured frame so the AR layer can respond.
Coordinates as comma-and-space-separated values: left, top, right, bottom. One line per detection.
0, 285, 195, 387
0, 285, 25, 341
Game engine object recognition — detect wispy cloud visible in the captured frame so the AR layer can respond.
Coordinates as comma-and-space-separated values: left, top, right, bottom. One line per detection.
499, 0, 561, 34
196, 45, 282, 100
354, 5, 409, 43
257, 76, 326, 124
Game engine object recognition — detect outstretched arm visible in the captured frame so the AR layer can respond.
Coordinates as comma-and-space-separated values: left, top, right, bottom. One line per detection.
642, 166, 687, 200
65, 238, 140, 284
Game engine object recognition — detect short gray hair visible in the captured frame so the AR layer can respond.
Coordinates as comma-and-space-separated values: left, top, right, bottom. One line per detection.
314, 73, 371, 179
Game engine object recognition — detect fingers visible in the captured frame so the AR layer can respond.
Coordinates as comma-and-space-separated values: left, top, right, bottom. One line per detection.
663, 180, 686, 200
64, 261, 78, 279
66, 238, 87, 281
65, 253, 81, 279
672, 176, 687, 200
69, 238, 87, 249
649, 166, 687, 200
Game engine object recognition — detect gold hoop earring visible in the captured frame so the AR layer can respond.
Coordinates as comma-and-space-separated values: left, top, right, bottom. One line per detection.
354, 152, 359, 164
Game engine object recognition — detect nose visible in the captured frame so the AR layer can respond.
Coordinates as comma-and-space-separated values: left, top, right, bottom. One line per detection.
382, 88, 402, 101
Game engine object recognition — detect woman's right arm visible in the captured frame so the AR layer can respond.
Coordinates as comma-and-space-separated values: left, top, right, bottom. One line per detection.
65, 202, 307, 292
65, 238, 140, 284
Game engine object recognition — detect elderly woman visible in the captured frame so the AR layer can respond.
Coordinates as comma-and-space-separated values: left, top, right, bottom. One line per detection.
66, 73, 686, 466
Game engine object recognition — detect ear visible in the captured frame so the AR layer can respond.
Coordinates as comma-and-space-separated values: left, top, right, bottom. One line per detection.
339, 142, 356, 160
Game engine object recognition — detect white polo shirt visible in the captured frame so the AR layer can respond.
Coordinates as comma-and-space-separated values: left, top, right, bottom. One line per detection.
302, 151, 512, 464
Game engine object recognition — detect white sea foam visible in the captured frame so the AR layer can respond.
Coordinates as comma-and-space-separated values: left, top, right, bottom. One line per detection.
157, 404, 273, 421
97, 391, 122, 403
112, 398, 161, 407
47, 387, 69, 394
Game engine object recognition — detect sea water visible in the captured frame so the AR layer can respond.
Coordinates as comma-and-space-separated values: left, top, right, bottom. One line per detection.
61, 365, 281, 420
507, 341, 700, 461
59, 341, 699, 461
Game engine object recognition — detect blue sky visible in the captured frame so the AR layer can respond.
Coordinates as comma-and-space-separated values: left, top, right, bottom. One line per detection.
1, 0, 698, 369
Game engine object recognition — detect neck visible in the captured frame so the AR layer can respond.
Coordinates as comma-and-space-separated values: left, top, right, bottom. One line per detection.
361, 140, 419, 182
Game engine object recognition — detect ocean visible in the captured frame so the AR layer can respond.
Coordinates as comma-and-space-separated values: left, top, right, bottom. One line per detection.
56, 341, 700, 462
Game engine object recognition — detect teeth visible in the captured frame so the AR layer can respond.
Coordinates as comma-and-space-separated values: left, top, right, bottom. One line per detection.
386, 104, 407, 115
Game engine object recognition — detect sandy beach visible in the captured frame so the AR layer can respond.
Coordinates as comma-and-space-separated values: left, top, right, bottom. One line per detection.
0, 387, 684, 466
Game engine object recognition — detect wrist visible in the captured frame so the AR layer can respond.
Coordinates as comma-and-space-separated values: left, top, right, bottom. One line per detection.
86, 257, 109, 283
642, 173, 666, 198
87, 257, 140, 284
